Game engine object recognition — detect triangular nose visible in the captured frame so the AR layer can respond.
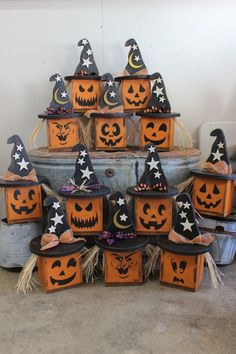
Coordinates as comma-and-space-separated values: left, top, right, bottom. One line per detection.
135, 93, 139, 98
151, 214, 156, 218
60, 270, 65, 276
206, 194, 212, 199
22, 200, 27, 204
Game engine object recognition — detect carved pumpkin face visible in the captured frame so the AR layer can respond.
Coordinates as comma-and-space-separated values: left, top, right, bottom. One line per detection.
95, 117, 126, 149
104, 250, 142, 284
47, 118, 79, 150
193, 177, 233, 216
135, 197, 172, 235
160, 250, 205, 290
66, 197, 103, 234
37, 253, 82, 292
121, 79, 151, 111
140, 117, 174, 150
5, 185, 42, 223
72, 79, 100, 110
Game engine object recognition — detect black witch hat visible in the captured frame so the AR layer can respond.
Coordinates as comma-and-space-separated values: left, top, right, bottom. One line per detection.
74, 38, 99, 76
1, 135, 38, 183
59, 143, 110, 197
135, 144, 168, 191
157, 193, 213, 255
145, 72, 171, 113
99, 73, 123, 112
206, 129, 230, 166
46, 73, 74, 114
124, 38, 148, 75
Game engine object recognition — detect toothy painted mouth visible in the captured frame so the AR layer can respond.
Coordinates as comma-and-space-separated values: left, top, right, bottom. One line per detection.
144, 135, 166, 145
196, 196, 221, 209
100, 136, 122, 147
71, 212, 98, 228
57, 135, 68, 144
173, 276, 184, 284
75, 94, 97, 107
139, 217, 167, 230
126, 96, 148, 107
11, 203, 37, 215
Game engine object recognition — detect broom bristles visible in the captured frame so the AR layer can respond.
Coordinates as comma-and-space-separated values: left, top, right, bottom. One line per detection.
81, 245, 102, 283
16, 254, 39, 294
143, 244, 160, 281
78, 118, 94, 149
28, 119, 45, 150
205, 252, 224, 289
175, 117, 193, 149
175, 176, 194, 194
127, 116, 141, 146
41, 183, 64, 205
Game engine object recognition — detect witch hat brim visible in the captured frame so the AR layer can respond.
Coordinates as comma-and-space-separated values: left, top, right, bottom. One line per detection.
96, 236, 148, 252
191, 168, 236, 180
0, 174, 45, 187
38, 113, 79, 119
156, 235, 211, 255
126, 186, 178, 198
30, 235, 86, 257
59, 185, 110, 198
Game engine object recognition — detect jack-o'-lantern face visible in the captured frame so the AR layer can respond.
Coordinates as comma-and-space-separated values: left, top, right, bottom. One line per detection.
72, 79, 100, 110
104, 250, 142, 284
135, 197, 172, 235
96, 117, 126, 149
47, 118, 79, 150
141, 118, 173, 150
193, 177, 227, 215
160, 250, 205, 290
122, 79, 151, 110
5, 185, 42, 223
66, 197, 103, 233
37, 253, 82, 292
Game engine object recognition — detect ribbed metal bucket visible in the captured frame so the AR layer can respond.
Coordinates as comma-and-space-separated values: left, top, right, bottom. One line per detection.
29, 147, 200, 194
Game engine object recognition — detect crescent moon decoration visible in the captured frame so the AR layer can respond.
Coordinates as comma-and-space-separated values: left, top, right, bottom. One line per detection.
54, 88, 70, 105
128, 52, 144, 70
113, 210, 133, 230
103, 90, 120, 107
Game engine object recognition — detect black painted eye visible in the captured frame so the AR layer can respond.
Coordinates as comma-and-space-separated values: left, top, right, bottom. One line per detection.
200, 183, 206, 193
28, 189, 36, 200
79, 84, 85, 92
158, 204, 166, 216
213, 184, 220, 195
67, 258, 76, 267
86, 202, 93, 211
88, 85, 93, 92
101, 123, 109, 136
179, 260, 187, 274
139, 84, 145, 92
171, 260, 177, 273
75, 203, 82, 212
52, 260, 61, 268
128, 85, 134, 93
146, 122, 154, 129
112, 123, 121, 136
143, 203, 150, 215
14, 190, 21, 200
159, 123, 167, 132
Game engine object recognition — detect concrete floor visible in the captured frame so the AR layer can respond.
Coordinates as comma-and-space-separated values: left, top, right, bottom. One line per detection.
0, 263, 236, 354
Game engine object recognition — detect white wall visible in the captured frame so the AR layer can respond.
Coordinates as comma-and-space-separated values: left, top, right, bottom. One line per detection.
0, 0, 236, 174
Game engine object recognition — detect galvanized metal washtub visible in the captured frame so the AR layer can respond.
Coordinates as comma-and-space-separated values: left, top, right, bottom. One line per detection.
29, 147, 200, 193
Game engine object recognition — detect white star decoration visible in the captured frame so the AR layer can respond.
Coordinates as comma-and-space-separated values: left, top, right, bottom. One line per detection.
77, 158, 85, 166
50, 212, 64, 226
180, 218, 194, 231
156, 77, 162, 84
179, 211, 187, 219
154, 171, 162, 179
16, 144, 24, 152
183, 201, 191, 209
52, 202, 60, 210
17, 158, 30, 171
153, 86, 164, 98
217, 142, 224, 149
120, 213, 128, 222
117, 198, 125, 206
86, 49, 93, 56
55, 75, 61, 82
134, 55, 140, 62
212, 149, 224, 162
80, 150, 87, 158
82, 57, 92, 68
148, 145, 156, 153
61, 91, 67, 98
13, 153, 20, 160
147, 157, 160, 170
109, 91, 116, 98
159, 96, 166, 103
82, 39, 88, 45
81, 166, 94, 180
177, 202, 183, 208
48, 225, 56, 233
107, 80, 113, 87
132, 44, 138, 50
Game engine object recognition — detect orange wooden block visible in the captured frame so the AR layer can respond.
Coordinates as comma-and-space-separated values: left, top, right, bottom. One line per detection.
37, 252, 82, 292
94, 116, 126, 150
140, 116, 174, 151
47, 117, 79, 150
192, 176, 234, 217
134, 197, 173, 235
104, 250, 142, 285
160, 250, 204, 291
70, 78, 100, 111
66, 196, 103, 235
5, 185, 42, 224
